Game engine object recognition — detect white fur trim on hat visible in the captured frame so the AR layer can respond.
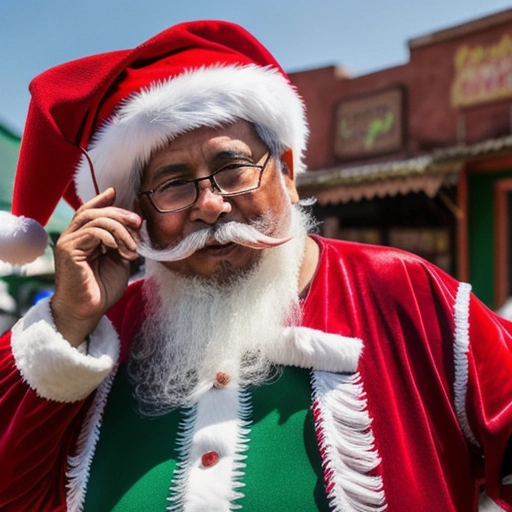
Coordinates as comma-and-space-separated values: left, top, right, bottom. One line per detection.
0, 211, 48, 265
75, 64, 308, 210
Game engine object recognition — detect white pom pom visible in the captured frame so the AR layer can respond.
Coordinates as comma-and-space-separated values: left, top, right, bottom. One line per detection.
0, 212, 49, 265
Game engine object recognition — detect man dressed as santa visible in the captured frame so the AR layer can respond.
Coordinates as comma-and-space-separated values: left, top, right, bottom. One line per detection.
1, 20, 512, 512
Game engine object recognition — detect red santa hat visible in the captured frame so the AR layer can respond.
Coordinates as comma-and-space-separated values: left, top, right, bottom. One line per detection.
1, 20, 308, 265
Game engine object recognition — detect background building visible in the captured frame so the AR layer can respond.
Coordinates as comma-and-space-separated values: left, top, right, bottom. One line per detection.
290, 8, 512, 309
2, 9, 512, 311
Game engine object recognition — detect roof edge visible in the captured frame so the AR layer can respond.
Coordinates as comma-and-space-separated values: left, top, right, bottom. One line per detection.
408, 8, 512, 50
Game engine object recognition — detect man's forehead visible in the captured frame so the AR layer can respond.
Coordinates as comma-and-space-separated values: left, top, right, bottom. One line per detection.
171, 119, 260, 146
151, 121, 263, 160
141, 121, 266, 182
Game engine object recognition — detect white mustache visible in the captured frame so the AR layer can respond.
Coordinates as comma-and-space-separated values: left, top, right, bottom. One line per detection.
137, 221, 291, 262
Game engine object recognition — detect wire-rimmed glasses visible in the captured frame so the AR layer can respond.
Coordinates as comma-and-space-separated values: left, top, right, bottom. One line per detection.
138, 152, 272, 213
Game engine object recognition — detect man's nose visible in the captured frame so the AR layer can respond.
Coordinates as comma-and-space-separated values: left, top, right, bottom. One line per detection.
188, 180, 232, 224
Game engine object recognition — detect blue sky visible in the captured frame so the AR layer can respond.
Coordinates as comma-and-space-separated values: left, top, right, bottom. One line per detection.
1, 0, 512, 134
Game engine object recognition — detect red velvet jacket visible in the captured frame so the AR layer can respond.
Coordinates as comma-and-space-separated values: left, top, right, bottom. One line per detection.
1, 236, 512, 510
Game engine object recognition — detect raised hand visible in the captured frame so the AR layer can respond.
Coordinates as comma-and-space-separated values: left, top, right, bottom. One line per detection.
50, 188, 142, 347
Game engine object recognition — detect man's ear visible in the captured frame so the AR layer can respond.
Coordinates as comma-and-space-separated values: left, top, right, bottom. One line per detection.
280, 148, 299, 204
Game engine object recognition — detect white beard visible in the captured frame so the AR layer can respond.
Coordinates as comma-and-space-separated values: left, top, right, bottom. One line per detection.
127, 206, 313, 416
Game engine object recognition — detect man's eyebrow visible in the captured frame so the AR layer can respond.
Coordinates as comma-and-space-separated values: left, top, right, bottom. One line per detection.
151, 163, 190, 184
149, 150, 255, 184
211, 150, 254, 163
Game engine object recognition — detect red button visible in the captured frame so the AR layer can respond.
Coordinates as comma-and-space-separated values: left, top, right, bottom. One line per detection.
213, 372, 230, 389
201, 451, 220, 468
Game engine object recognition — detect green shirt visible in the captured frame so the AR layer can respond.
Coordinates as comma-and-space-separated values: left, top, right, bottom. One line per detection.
85, 366, 330, 511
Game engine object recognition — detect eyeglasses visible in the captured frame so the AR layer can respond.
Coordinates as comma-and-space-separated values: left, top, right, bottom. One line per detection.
138, 152, 272, 213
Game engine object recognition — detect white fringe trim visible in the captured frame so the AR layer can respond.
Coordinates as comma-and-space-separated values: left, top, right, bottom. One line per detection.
65, 365, 118, 512
453, 282, 480, 447
311, 371, 387, 512
168, 404, 199, 511
167, 386, 252, 511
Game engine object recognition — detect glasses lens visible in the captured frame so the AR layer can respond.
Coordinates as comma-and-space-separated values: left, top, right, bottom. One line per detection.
153, 181, 197, 212
215, 166, 261, 194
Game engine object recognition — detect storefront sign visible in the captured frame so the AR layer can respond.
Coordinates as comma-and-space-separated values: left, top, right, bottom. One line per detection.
334, 88, 404, 160
451, 33, 512, 108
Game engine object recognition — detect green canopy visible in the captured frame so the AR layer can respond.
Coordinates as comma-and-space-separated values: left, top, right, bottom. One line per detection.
0, 123, 73, 233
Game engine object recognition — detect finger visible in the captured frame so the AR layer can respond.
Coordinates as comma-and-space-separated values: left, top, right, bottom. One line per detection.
76, 225, 140, 261
57, 222, 134, 262
61, 226, 118, 256
83, 217, 140, 255
67, 187, 116, 230
79, 186, 117, 211
69, 204, 142, 234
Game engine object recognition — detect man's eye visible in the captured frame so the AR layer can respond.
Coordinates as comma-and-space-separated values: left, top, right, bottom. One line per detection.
159, 179, 190, 190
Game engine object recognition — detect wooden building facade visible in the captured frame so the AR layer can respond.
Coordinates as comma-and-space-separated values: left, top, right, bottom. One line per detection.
290, 9, 512, 308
